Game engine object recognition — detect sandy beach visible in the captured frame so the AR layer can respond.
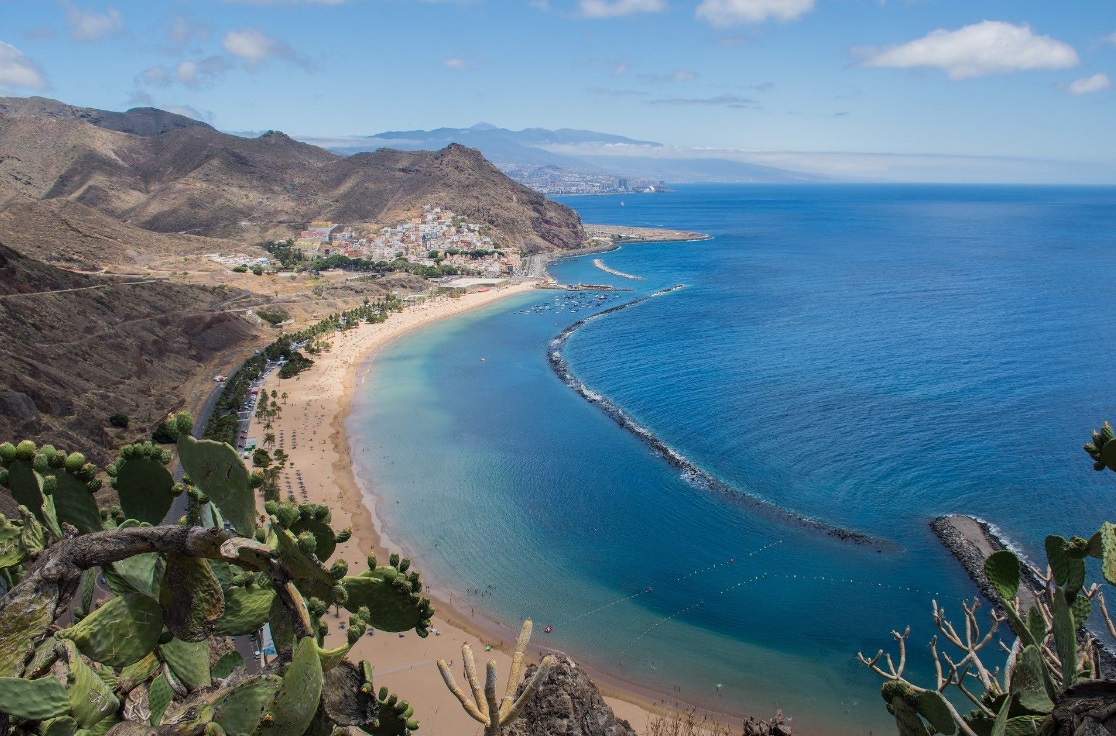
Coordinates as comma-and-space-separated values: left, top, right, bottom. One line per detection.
253, 280, 656, 734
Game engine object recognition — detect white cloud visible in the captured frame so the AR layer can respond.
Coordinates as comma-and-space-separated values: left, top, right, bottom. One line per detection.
1067, 73, 1111, 95
442, 57, 468, 71
0, 41, 48, 90
222, 28, 307, 69
579, 0, 665, 19
65, 3, 125, 42
696, 0, 814, 25
1103, 31, 1116, 46
860, 21, 1079, 80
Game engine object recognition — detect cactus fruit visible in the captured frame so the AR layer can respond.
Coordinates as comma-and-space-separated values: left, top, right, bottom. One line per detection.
368, 690, 419, 736
289, 514, 342, 562
158, 637, 211, 691
177, 434, 255, 536
0, 675, 72, 720
108, 443, 177, 526
270, 524, 335, 600
1084, 421, 1116, 471
161, 552, 225, 642
256, 637, 324, 736
215, 585, 275, 637
59, 593, 164, 668
212, 675, 283, 734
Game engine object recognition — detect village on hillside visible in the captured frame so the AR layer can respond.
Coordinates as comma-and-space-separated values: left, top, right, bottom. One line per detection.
210, 205, 523, 283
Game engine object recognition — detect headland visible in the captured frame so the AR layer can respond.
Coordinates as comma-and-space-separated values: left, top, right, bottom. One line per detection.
586, 223, 712, 244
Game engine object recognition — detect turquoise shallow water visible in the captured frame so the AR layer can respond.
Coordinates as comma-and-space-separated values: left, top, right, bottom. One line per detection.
350, 185, 1116, 734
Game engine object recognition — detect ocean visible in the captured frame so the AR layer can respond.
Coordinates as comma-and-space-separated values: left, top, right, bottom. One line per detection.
349, 184, 1116, 734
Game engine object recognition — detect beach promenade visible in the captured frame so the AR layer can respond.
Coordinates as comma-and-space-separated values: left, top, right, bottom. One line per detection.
252, 281, 652, 734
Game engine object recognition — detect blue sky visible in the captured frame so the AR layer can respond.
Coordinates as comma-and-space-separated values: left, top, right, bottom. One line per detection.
1, 0, 1114, 180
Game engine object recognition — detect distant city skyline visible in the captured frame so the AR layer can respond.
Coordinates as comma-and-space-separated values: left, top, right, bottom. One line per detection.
1, 0, 1114, 182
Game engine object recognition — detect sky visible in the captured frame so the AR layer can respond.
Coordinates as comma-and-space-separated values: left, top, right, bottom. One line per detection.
1, 0, 1114, 182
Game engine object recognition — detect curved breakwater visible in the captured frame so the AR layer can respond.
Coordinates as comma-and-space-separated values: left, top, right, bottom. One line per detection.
547, 284, 896, 552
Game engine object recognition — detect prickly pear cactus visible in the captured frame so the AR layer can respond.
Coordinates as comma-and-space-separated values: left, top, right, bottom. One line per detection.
108, 442, 177, 526
161, 552, 225, 641
1084, 421, 1116, 471
59, 592, 164, 668
256, 637, 323, 736
215, 584, 275, 637
0, 675, 72, 720
177, 434, 255, 536
341, 554, 433, 636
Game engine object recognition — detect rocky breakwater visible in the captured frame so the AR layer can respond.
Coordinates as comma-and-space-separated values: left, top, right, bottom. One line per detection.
930, 514, 1044, 610
547, 284, 896, 552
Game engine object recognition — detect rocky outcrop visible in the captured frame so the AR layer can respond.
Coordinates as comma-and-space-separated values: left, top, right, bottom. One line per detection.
507, 656, 636, 736
1050, 681, 1116, 736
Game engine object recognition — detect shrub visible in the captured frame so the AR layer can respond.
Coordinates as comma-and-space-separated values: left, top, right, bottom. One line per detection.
108, 413, 130, 429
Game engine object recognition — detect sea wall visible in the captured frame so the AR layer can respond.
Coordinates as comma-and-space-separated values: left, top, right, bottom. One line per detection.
547, 284, 894, 552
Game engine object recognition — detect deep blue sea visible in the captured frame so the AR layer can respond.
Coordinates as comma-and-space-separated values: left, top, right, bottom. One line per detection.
350, 185, 1116, 734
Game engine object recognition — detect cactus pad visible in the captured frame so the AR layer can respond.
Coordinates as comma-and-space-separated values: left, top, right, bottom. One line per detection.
177, 434, 255, 536
49, 466, 102, 535
161, 552, 225, 642
109, 445, 176, 526
147, 672, 173, 726
212, 651, 245, 680
342, 567, 433, 635
0, 675, 72, 720
0, 580, 60, 676
1053, 591, 1077, 687
214, 585, 275, 637
256, 637, 323, 736
984, 549, 1020, 602
0, 513, 28, 568
212, 674, 282, 734
61, 641, 121, 728
60, 592, 164, 668
321, 660, 380, 730
1010, 644, 1055, 713
368, 689, 419, 736
158, 637, 211, 691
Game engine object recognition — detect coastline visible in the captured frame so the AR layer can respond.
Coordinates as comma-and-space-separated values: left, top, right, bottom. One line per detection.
254, 279, 669, 734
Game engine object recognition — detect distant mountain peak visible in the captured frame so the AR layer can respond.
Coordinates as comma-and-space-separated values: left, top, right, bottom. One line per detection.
469, 122, 500, 131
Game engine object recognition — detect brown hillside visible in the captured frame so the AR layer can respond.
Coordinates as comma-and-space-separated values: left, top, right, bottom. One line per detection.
0, 97, 584, 252
0, 242, 265, 463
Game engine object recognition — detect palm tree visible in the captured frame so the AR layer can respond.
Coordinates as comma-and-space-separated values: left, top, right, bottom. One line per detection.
263, 432, 276, 450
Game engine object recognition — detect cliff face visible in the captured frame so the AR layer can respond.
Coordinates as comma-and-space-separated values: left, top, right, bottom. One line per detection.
0, 97, 585, 252
507, 656, 636, 736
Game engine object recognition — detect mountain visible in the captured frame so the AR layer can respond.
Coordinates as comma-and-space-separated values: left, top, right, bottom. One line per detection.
0, 97, 584, 252
0, 96, 211, 137
314, 123, 817, 185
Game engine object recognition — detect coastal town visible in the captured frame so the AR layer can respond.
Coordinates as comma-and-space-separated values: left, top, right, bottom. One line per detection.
210, 205, 523, 280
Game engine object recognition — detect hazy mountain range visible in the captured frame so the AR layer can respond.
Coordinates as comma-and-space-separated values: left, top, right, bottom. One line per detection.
308, 124, 819, 185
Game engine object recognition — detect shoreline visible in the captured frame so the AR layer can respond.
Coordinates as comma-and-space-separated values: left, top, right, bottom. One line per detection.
585, 223, 712, 244
255, 278, 671, 733
255, 271, 802, 734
